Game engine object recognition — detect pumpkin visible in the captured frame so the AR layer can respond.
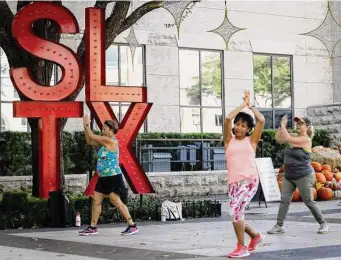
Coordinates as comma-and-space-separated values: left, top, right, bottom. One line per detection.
292, 189, 301, 201
277, 171, 284, 182
322, 170, 333, 181
335, 172, 341, 181
317, 187, 333, 201
279, 165, 285, 173
278, 181, 283, 192
321, 164, 331, 171
324, 181, 333, 189
332, 181, 340, 191
311, 162, 322, 172
315, 172, 327, 184
312, 188, 317, 200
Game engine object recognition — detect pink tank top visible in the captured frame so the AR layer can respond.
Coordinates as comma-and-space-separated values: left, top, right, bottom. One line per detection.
225, 136, 259, 184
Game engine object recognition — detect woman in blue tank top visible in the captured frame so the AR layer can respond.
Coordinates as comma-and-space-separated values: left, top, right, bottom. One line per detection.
79, 115, 138, 236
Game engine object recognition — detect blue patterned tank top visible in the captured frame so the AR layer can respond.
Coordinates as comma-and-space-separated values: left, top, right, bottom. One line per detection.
96, 137, 122, 177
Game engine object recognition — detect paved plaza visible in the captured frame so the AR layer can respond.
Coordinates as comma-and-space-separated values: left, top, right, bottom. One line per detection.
1, 200, 341, 259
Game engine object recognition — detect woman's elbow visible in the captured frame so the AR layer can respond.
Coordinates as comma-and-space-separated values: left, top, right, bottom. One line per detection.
257, 116, 265, 124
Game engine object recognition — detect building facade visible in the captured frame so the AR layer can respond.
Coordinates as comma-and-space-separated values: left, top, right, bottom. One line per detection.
0, 1, 338, 136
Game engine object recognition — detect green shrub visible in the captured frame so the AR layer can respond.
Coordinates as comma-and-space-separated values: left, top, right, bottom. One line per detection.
0, 129, 332, 176
0, 192, 221, 230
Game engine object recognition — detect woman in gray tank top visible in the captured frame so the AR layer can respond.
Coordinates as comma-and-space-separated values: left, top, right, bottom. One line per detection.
267, 116, 329, 235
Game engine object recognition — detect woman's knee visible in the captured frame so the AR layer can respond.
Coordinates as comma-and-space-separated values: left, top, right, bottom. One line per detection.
281, 192, 293, 204
109, 193, 123, 207
92, 193, 104, 206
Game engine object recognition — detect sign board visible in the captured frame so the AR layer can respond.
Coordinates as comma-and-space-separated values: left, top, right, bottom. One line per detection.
255, 157, 281, 202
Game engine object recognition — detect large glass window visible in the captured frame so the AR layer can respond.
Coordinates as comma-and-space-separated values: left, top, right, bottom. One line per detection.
0, 48, 30, 132
253, 54, 293, 129
106, 44, 145, 132
179, 49, 224, 133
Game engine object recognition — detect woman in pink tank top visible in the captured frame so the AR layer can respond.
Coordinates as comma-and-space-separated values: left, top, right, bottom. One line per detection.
224, 90, 265, 258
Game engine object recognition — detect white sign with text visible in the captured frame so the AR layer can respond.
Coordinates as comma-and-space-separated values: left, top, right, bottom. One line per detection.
255, 157, 281, 202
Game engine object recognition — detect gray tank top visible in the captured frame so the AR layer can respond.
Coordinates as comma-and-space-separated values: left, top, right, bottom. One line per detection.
284, 146, 314, 180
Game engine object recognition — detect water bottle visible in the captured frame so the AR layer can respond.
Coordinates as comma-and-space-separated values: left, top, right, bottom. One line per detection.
75, 212, 81, 227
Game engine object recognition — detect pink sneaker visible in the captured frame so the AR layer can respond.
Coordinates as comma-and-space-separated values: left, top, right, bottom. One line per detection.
228, 244, 250, 258
121, 224, 139, 236
248, 233, 265, 252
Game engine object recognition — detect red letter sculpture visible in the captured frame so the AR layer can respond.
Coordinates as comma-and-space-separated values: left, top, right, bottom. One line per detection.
11, 3, 83, 198
10, 3, 154, 198
85, 8, 154, 194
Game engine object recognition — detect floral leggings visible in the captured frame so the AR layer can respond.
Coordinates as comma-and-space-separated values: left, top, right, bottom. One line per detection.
228, 178, 259, 222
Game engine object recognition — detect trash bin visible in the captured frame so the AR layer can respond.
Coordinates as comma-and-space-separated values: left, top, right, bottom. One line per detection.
212, 148, 226, 170
152, 153, 172, 172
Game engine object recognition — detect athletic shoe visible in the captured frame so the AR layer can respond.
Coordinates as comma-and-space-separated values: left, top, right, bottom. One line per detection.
79, 226, 98, 236
248, 233, 265, 252
228, 244, 250, 258
121, 224, 139, 236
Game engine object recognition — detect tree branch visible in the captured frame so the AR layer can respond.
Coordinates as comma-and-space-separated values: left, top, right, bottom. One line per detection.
120, 1, 163, 34
104, 1, 131, 48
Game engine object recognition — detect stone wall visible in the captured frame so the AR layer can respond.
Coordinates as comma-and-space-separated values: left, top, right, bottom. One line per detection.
307, 103, 341, 145
0, 171, 228, 200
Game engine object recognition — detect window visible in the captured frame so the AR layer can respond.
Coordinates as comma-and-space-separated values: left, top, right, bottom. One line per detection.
253, 54, 293, 129
106, 44, 146, 132
21, 118, 27, 126
1, 116, 6, 131
179, 49, 224, 133
0, 48, 56, 132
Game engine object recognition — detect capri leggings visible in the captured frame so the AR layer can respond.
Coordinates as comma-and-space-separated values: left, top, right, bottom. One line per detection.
228, 178, 259, 222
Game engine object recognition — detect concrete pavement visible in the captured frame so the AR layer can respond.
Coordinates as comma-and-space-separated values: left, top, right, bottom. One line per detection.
1, 200, 341, 259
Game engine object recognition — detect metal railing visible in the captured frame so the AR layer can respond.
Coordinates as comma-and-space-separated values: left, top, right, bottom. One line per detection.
134, 138, 264, 172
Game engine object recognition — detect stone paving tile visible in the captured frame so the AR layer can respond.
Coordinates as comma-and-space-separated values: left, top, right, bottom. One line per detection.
2, 201, 341, 260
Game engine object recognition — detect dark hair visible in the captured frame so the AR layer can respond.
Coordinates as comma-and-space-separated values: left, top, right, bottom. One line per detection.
232, 112, 255, 136
104, 119, 119, 134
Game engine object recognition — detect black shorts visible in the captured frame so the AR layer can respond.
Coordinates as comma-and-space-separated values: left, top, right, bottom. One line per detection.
95, 174, 128, 203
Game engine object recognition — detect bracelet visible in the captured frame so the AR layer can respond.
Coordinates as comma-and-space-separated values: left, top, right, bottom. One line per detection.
248, 104, 254, 109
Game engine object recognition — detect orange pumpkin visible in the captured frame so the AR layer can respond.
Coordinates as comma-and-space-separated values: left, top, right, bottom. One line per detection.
322, 170, 334, 181
335, 172, 341, 181
315, 172, 327, 184
278, 181, 283, 192
292, 189, 301, 201
317, 187, 333, 201
312, 188, 317, 200
311, 162, 322, 172
279, 165, 285, 173
321, 164, 331, 171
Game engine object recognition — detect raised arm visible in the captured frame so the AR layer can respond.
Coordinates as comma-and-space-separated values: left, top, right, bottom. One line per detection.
249, 105, 265, 148
83, 115, 109, 147
224, 91, 249, 148
279, 115, 311, 148
275, 127, 287, 144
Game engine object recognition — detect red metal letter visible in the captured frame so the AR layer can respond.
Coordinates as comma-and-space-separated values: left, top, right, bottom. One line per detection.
11, 2, 82, 101
85, 8, 146, 102
85, 8, 153, 194
13, 102, 84, 198
87, 102, 153, 193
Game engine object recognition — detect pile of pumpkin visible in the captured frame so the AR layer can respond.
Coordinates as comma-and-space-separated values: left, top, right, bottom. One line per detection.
277, 162, 341, 201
